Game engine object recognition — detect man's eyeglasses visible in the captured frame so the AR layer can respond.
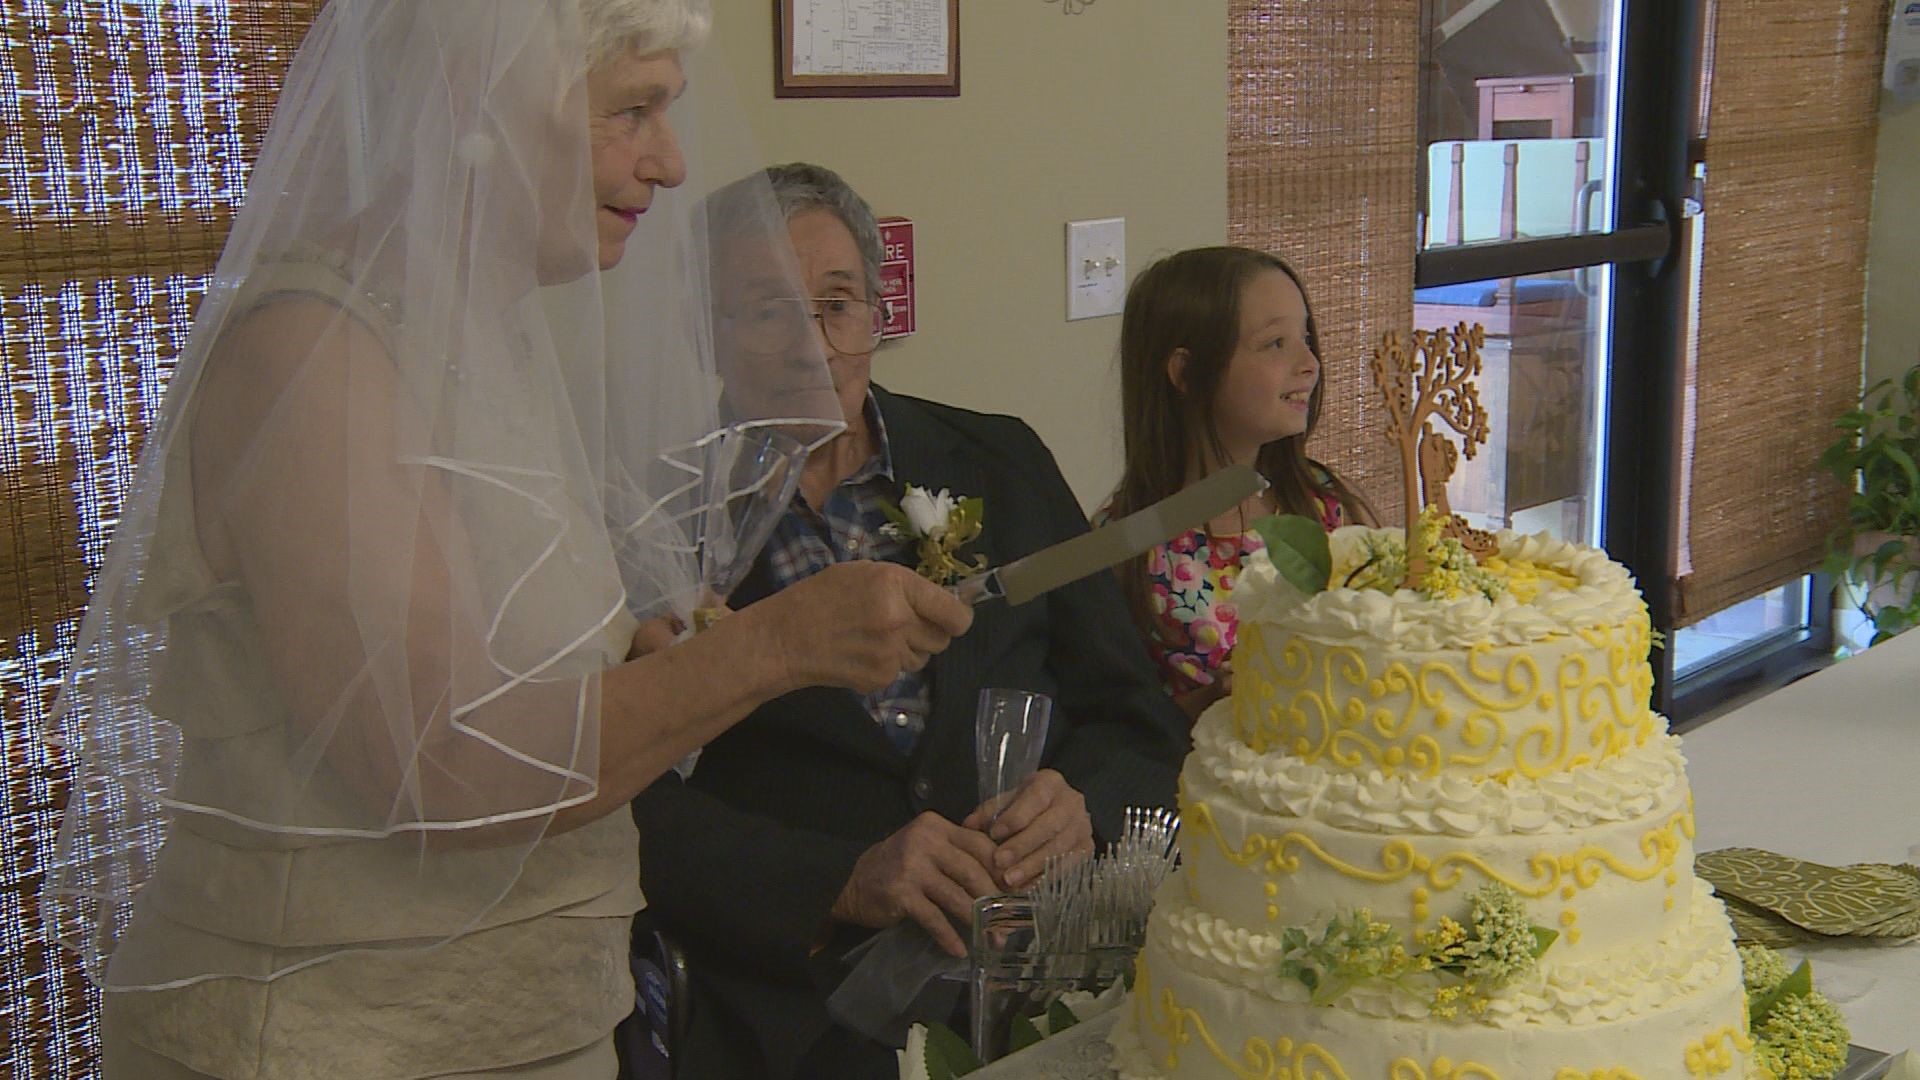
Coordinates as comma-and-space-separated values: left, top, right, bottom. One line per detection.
726, 296, 884, 357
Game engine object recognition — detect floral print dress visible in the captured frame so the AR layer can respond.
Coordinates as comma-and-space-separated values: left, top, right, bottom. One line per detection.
1145, 486, 1344, 696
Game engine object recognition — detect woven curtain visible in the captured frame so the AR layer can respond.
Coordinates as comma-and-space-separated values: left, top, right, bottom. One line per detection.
1677, 0, 1885, 624
1, 4, 321, 1076
1228, 0, 1420, 525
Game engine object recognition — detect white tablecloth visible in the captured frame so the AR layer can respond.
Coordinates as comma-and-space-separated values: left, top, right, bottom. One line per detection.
1683, 627, 1920, 1056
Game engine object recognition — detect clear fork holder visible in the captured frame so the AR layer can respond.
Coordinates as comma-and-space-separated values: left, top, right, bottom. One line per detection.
967, 894, 1134, 1064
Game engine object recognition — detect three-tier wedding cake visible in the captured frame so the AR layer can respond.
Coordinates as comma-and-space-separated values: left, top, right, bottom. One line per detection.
1110, 523, 1757, 1079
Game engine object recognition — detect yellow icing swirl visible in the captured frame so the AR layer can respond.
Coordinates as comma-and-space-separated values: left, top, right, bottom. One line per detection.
1232, 616, 1655, 782
1683, 1026, 1755, 1077
1131, 958, 1676, 1080
1183, 795, 1695, 901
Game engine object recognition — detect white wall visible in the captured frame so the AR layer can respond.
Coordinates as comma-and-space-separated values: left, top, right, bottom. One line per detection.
709, 6, 1228, 507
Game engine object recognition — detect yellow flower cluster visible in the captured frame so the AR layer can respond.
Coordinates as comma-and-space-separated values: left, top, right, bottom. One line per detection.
1417, 916, 1468, 953
1428, 982, 1492, 1020
1411, 506, 1505, 602
1754, 992, 1850, 1080
1276, 885, 1553, 1018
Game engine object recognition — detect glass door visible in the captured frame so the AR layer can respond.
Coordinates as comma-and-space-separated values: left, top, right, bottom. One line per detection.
1413, 0, 1706, 708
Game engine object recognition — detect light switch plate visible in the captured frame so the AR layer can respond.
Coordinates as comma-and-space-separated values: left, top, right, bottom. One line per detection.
1066, 217, 1125, 321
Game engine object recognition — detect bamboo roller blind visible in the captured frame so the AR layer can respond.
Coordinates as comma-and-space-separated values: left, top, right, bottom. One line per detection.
1, 4, 322, 1076
1228, 0, 1420, 527
1679, 0, 1885, 624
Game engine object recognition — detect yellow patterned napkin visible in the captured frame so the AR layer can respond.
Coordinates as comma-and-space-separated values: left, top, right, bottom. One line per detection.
1698, 848, 1920, 944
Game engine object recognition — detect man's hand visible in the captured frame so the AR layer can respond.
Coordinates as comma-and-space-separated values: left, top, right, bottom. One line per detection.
961, 769, 1093, 890
830, 812, 1001, 957
757, 561, 973, 693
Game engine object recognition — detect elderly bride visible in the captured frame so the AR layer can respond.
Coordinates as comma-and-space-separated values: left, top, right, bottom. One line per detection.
45, 3, 971, 1078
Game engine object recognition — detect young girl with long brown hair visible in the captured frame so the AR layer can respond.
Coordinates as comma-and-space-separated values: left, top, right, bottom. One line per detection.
1104, 246, 1375, 720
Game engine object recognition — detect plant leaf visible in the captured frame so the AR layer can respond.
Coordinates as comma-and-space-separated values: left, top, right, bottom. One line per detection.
1046, 999, 1078, 1034
1008, 1014, 1044, 1054
1529, 926, 1559, 958
1251, 514, 1332, 595
1747, 959, 1814, 1027
923, 1021, 983, 1079
1885, 444, 1920, 494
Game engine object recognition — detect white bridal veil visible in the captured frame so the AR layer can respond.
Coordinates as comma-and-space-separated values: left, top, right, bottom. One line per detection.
45, 0, 841, 990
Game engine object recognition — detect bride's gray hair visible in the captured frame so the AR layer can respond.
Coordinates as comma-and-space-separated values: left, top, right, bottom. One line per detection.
580, 0, 712, 70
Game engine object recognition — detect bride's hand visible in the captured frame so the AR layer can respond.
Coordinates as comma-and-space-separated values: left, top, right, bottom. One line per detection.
627, 613, 685, 660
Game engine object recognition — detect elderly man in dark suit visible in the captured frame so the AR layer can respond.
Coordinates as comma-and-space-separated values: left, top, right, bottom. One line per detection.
630, 162, 1188, 1080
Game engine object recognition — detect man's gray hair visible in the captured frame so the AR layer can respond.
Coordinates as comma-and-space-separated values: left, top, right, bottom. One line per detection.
765, 162, 884, 302
579, 0, 711, 70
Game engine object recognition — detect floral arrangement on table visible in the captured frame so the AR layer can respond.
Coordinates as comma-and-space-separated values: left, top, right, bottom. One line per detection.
1738, 945, 1851, 1080
1269, 883, 1557, 1018
895, 975, 1128, 1080
882, 485, 986, 586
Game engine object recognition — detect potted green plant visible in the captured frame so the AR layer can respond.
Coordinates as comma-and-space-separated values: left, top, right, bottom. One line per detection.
1819, 362, 1920, 645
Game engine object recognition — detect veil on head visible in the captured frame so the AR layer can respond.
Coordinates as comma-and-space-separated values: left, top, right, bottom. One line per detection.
44, 0, 840, 991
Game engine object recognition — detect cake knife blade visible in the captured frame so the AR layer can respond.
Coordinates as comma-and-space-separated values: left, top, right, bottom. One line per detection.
951, 463, 1267, 607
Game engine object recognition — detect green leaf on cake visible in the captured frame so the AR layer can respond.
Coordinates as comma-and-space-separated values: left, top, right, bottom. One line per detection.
922, 1020, 983, 1079
1046, 999, 1079, 1035
1529, 926, 1559, 958
1747, 959, 1814, 1027
1007, 1013, 1044, 1054
1251, 514, 1332, 595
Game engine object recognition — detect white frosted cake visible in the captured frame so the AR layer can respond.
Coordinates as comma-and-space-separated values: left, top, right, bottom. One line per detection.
1111, 525, 1756, 1079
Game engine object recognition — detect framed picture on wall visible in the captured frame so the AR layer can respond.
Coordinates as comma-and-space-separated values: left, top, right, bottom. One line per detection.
775, 0, 960, 98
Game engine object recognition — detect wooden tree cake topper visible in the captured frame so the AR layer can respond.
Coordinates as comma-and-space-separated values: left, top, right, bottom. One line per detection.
1369, 322, 1499, 588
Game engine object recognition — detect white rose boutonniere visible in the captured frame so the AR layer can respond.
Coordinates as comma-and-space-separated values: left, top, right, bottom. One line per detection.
900, 486, 958, 539
881, 484, 986, 586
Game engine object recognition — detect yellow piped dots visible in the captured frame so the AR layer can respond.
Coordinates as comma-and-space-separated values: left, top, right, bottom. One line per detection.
1411, 854, 1432, 872
1562, 885, 1577, 901
1293, 738, 1311, 756
1665, 896, 1675, 911
1368, 678, 1387, 698
1433, 1057, 1455, 1078
1434, 706, 1452, 729
1568, 929, 1582, 944
1665, 870, 1678, 887
1385, 746, 1406, 768
1267, 903, 1280, 921
1559, 910, 1578, 927
1538, 693, 1555, 710
1264, 882, 1277, 897
1683, 1028, 1750, 1076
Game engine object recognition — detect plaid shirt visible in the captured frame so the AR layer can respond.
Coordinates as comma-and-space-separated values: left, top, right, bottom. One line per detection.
761, 393, 932, 754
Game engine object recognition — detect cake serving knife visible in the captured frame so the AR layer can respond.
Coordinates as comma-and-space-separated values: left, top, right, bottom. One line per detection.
951, 463, 1266, 607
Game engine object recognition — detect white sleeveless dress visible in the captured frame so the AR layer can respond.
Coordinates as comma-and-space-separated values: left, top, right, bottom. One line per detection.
100, 260, 645, 1080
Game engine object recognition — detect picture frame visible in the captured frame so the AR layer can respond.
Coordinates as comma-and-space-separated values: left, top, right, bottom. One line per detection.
774, 0, 960, 99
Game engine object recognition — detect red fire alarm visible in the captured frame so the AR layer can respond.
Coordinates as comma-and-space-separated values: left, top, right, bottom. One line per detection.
877, 216, 915, 340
